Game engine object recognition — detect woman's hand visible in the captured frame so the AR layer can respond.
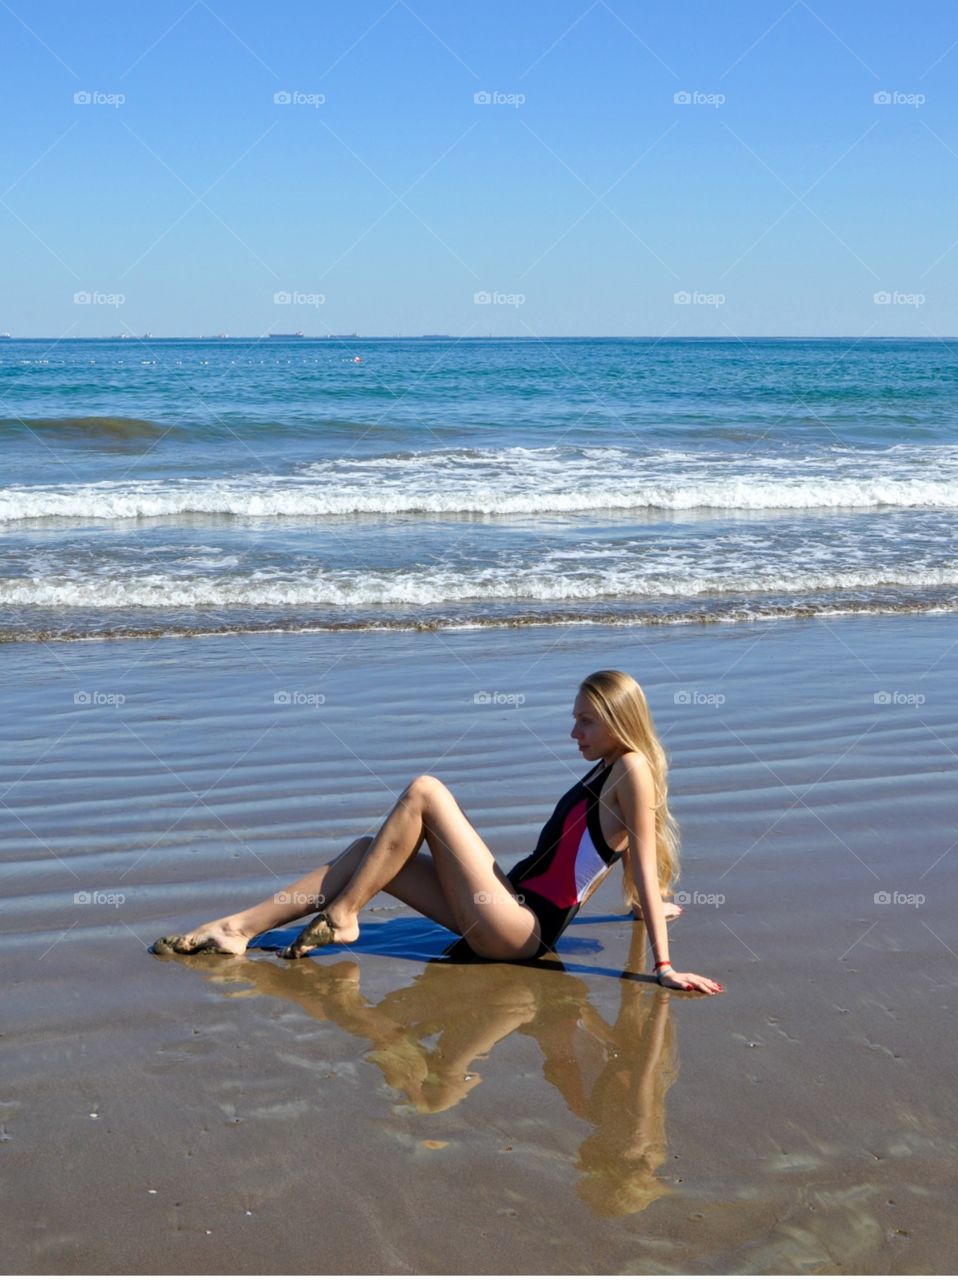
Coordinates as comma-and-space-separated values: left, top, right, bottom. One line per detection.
632, 900, 684, 922
658, 969, 724, 994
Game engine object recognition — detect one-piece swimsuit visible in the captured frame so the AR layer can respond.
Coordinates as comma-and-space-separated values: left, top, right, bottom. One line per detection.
505, 759, 622, 955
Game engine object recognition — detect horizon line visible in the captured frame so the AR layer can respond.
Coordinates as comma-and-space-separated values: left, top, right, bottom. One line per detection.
0, 334, 952, 342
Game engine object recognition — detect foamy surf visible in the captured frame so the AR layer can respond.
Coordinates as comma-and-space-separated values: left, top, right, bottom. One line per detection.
5, 562, 958, 608
4, 337, 958, 645
4, 450, 958, 522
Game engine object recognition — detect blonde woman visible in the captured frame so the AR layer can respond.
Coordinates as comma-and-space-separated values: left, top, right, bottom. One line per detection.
153, 670, 724, 995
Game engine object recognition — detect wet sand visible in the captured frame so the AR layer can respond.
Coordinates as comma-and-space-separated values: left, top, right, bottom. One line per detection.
1, 615, 956, 1274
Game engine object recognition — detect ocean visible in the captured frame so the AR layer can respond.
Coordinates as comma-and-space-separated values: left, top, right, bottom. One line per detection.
1, 335, 956, 643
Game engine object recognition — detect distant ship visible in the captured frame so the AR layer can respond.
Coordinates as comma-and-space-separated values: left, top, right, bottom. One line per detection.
269, 331, 305, 339
327, 333, 358, 339
0, 333, 11, 340
420, 334, 450, 339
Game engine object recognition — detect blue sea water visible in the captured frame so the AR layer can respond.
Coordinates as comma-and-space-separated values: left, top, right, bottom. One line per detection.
1, 335, 956, 642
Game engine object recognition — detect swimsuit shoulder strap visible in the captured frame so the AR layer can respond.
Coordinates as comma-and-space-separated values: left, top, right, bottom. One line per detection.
583, 759, 621, 861
584, 758, 614, 785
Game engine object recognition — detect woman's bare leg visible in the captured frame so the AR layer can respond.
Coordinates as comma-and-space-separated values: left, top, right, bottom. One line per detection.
159, 831, 460, 956
285, 774, 542, 961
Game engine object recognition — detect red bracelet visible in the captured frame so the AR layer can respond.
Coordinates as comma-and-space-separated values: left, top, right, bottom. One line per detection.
654, 960, 673, 969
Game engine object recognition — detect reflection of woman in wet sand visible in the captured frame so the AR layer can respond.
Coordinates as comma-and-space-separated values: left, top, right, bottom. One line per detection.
153, 670, 722, 995
178, 921, 677, 1216
566, 941, 679, 1217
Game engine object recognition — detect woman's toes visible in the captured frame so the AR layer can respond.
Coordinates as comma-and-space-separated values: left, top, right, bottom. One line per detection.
151, 935, 182, 955
151, 925, 248, 957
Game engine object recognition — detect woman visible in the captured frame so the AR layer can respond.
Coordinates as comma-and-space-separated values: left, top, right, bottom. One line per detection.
152, 670, 724, 995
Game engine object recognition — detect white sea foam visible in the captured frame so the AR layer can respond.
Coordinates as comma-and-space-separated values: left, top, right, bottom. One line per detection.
5, 563, 958, 608
3, 461, 958, 522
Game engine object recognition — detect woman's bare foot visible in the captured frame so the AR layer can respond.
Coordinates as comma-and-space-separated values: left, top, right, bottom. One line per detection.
281, 906, 361, 959
151, 914, 254, 957
632, 902, 684, 922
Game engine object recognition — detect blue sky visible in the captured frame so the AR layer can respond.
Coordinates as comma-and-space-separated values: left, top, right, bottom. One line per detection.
2, 0, 958, 337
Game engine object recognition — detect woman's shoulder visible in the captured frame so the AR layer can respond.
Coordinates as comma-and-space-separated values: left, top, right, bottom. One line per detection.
607, 751, 654, 789
609, 749, 651, 774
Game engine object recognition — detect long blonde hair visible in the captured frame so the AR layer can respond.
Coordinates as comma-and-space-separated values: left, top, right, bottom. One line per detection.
579, 669, 680, 908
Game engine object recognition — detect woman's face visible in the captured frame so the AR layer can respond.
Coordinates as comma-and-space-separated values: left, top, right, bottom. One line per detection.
570, 692, 621, 762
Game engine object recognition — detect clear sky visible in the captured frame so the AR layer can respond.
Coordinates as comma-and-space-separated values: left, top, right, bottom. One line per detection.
2, 0, 957, 337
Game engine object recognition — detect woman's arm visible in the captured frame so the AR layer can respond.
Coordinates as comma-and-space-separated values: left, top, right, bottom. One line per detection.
617, 757, 724, 996
616, 756, 672, 969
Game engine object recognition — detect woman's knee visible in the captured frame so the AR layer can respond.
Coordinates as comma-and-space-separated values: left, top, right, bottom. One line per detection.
404, 773, 447, 807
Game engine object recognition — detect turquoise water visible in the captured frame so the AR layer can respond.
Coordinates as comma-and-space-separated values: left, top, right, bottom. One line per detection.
1, 336, 956, 641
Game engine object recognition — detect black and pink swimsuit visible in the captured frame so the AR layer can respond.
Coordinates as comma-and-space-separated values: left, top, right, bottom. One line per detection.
506, 759, 622, 953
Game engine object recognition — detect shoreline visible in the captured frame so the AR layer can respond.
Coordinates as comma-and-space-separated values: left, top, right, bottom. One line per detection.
3, 595, 958, 647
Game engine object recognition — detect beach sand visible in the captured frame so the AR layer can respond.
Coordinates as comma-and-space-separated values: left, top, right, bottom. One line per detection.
1, 615, 956, 1274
